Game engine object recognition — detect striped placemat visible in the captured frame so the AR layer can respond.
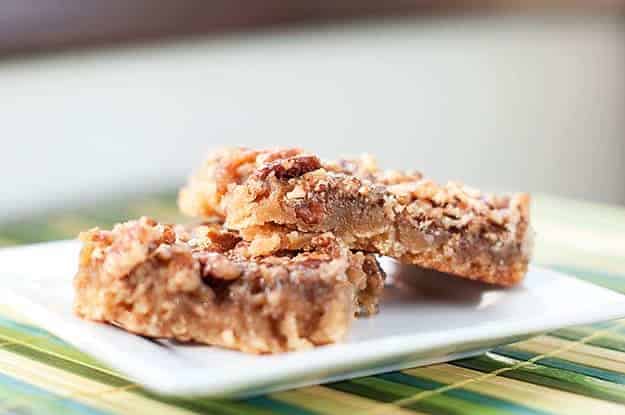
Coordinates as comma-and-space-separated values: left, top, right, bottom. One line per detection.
1, 192, 625, 415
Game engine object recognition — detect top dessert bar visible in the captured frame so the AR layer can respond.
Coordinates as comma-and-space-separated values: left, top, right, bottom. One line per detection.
179, 148, 532, 286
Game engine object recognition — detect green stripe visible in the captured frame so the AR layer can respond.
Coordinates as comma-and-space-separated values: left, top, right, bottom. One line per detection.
0, 190, 181, 245
0, 371, 111, 415
3, 343, 129, 388
0, 315, 57, 339
533, 194, 625, 232
0, 220, 63, 244
244, 396, 318, 415
494, 347, 625, 384
589, 321, 621, 330
0, 325, 114, 373
378, 372, 551, 415
330, 376, 507, 415
328, 379, 397, 404
454, 353, 625, 404
126, 195, 187, 223
550, 266, 625, 282
546, 265, 625, 293
550, 328, 625, 354
0, 236, 17, 247
136, 391, 287, 415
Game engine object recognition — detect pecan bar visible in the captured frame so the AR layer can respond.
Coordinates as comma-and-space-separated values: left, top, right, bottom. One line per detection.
74, 217, 384, 354
179, 148, 532, 286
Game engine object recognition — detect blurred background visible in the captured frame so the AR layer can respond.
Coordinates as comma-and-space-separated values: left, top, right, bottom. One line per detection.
1, 2, 624, 234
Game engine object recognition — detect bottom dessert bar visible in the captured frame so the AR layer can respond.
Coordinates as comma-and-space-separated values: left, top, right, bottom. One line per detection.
74, 217, 384, 354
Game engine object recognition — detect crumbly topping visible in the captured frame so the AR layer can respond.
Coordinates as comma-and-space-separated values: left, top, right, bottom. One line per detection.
388, 179, 521, 232
179, 147, 523, 233
77, 217, 384, 309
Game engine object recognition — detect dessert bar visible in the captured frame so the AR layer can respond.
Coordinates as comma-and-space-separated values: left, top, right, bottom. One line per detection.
74, 217, 384, 353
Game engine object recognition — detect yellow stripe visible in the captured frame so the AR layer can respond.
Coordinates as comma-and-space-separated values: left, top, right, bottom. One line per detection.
0, 347, 108, 403
273, 386, 419, 415
0, 306, 33, 325
0, 348, 194, 415
555, 323, 625, 339
0, 330, 129, 382
535, 219, 625, 258
558, 324, 617, 335
72, 384, 190, 415
534, 194, 625, 227
404, 364, 625, 415
531, 195, 625, 275
47, 217, 96, 238
535, 240, 625, 276
127, 199, 185, 223
0, 236, 17, 246
512, 335, 625, 373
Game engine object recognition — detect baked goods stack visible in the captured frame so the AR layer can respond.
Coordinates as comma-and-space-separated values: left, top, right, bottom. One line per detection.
74, 147, 532, 353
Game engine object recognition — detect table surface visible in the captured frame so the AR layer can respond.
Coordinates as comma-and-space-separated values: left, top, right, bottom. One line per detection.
1, 192, 625, 414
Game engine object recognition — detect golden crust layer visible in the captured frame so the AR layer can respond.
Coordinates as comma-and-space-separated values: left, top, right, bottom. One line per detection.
179, 148, 532, 286
74, 217, 384, 354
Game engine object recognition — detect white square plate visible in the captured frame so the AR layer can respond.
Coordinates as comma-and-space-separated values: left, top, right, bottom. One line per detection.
2, 241, 625, 397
